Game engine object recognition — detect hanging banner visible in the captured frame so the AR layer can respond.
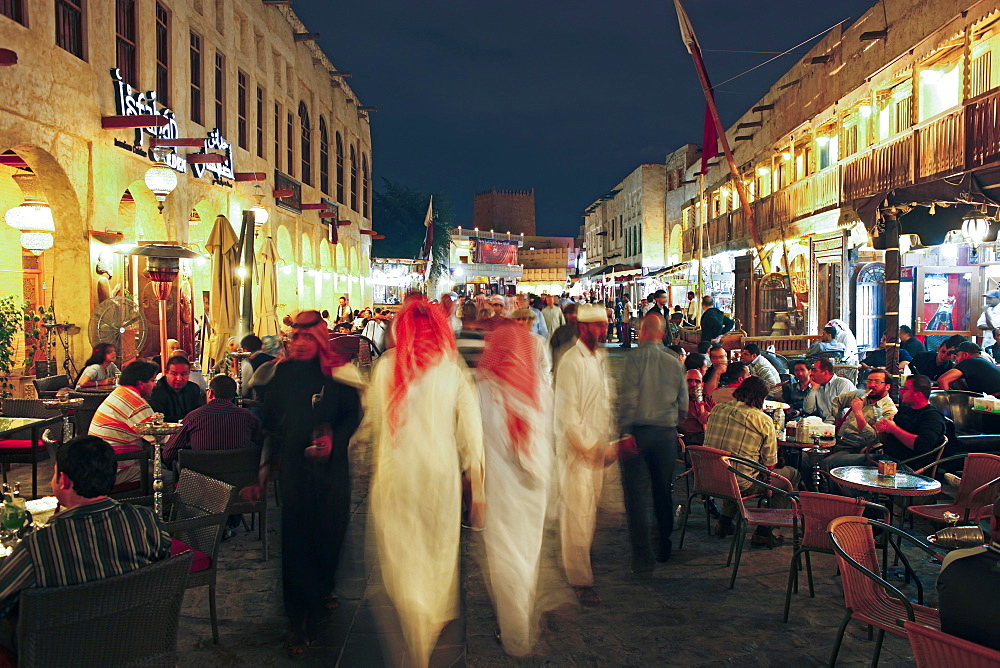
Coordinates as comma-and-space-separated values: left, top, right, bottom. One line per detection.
473, 238, 518, 265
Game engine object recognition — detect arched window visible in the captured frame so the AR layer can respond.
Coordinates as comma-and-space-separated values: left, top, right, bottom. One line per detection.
349, 144, 358, 212
319, 117, 329, 195
361, 153, 369, 218
298, 102, 311, 185
335, 132, 344, 204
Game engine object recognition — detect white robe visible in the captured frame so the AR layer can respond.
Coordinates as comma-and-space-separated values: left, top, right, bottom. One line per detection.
368, 350, 484, 667
477, 354, 553, 656
553, 339, 613, 587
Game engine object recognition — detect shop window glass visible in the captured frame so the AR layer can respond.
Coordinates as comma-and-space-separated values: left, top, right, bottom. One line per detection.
286, 112, 294, 175
350, 145, 358, 212
362, 153, 369, 218
817, 136, 837, 170
273, 102, 281, 167
237, 70, 248, 149
56, 0, 84, 59
214, 52, 225, 133
335, 132, 345, 204
319, 117, 329, 195
115, 0, 137, 88
256, 86, 264, 158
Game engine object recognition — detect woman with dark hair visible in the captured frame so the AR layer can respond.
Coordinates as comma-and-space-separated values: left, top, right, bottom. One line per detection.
75, 343, 119, 389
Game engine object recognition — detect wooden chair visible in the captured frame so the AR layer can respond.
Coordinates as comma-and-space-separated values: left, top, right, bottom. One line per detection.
15, 552, 192, 668
905, 621, 1000, 667
828, 517, 940, 667
162, 469, 233, 644
178, 447, 269, 560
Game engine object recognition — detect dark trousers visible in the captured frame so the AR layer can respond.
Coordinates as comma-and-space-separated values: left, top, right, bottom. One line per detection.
619, 426, 677, 565
280, 454, 351, 630
618, 321, 631, 347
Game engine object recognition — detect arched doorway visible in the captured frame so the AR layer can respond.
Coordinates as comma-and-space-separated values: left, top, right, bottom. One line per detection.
853, 262, 886, 351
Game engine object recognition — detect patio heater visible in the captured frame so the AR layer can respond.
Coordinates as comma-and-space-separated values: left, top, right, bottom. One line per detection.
130, 245, 201, 372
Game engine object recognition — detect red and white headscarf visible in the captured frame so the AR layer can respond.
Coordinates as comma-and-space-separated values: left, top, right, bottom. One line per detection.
477, 322, 538, 456
282, 309, 351, 375
387, 294, 457, 433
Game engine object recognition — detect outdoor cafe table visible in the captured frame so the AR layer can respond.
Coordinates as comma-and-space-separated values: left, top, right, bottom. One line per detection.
0, 416, 62, 499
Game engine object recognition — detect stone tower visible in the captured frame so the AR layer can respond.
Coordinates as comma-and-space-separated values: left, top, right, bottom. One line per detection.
472, 188, 536, 236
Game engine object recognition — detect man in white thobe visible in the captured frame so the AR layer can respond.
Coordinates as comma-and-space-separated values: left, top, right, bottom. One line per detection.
554, 303, 613, 605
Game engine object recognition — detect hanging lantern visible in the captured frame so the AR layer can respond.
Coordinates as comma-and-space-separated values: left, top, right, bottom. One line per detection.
19, 231, 53, 255
5, 199, 55, 233
249, 184, 269, 226
145, 148, 178, 213
961, 208, 993, 246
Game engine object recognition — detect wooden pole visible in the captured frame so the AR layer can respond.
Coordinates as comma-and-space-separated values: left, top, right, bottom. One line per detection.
882, 210, 901, 390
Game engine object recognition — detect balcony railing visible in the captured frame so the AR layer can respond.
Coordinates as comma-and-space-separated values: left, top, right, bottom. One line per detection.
966, 89, 1000, 168
917, 108, 964, 179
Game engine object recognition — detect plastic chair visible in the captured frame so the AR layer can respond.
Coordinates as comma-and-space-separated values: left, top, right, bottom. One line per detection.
179, 447, 269, 560
15, 552, 192, 668
827, 517, 940, 667
782, 492, 887, 623
905, 621, 1000, 667
724, 457, 798, 590
162, 469, 233, 644
677, 446, 745, 549
906, 453, 1000, 525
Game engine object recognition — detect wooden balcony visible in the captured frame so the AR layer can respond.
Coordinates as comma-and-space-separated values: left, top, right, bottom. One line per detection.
917, 108, 964, 179
842, 134, 914, 201
966, 88, 1000, 169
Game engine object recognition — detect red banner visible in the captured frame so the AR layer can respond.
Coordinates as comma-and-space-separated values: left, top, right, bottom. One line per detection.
473, 239, 518, 265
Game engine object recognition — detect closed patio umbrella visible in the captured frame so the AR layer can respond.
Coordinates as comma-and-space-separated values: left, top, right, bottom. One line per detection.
254, 232, 280, 338
205, 214, 239, 370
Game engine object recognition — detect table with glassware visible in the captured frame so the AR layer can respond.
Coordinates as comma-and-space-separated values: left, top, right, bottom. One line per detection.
0, 416, 63, 499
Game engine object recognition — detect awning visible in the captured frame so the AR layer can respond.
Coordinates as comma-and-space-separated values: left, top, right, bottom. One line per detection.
579, 265, 611, 280
651, 262, 689, 279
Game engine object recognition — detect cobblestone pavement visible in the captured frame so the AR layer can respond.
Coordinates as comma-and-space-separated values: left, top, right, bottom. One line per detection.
5, 346, 943, 666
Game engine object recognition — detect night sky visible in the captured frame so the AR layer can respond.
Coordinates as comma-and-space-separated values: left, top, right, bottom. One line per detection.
293, 0, 877, 238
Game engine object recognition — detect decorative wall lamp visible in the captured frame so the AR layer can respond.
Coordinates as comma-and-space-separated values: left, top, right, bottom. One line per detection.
249, 184, 269, 227
144, 147, 179, 213
5, 173, 55, 255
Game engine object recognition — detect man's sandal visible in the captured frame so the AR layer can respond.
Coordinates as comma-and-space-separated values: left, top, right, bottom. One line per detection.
574, 586, 602, 606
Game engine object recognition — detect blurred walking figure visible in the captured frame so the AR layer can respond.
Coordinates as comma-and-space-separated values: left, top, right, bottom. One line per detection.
368, 295, 485, 667
476, 323, 553, 656
555, 303, 613, 605
257, 310, 363, 656
618, 314, 687, 574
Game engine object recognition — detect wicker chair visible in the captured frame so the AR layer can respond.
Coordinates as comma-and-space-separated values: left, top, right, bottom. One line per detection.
15, 552, 192, 668
677, 446, 745, 548
163, 469, 233, 644
906, 453, 1000, 525
833, 364, 860, 387
66, 391, 110, 437
0, 399, 62, 498
782, 492, 887, 623
723, 458, 798, 590
178, 447, 268, 560
905, 621, 1000, 667
828, 517, 940, 667
31, 374, 70, 400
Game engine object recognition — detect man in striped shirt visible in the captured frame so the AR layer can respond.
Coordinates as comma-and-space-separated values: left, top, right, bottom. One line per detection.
88, 360, 159, 485
163, 374, 263, 466
0, 436, 170, 630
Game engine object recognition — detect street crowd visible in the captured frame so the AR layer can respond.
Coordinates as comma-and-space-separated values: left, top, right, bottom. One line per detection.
0, 289, 997, 665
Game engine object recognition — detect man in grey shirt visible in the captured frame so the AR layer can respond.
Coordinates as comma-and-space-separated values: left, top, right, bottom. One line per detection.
803, 358, 856, 421
618, 313, 687, 574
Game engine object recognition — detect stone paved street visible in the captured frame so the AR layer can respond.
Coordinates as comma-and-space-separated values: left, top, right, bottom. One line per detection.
3, 346, 943, 666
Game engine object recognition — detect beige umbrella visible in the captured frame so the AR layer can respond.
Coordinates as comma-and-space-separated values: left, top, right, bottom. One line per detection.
254, 233, 280, 338
205, 214, 240, 369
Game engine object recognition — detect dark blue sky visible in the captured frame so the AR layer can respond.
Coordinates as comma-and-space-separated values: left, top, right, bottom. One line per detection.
293, 0, 877, 237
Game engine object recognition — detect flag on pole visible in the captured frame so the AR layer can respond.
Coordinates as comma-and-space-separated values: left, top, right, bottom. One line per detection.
700, 104, 717, 175
675, 0, 717, 175
418, 196, 434, 260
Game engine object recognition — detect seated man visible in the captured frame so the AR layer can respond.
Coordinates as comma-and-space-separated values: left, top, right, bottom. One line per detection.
705, 377, 800, 547
703, 344, 728, 401
162, 375, 263, 467
859, 334, 912, 371
0, 436, 170, 641
899, 325, 926, 358
710, 362, 750, 406
782, 360, 812, 418
910, 334, 965, 381
149, 356, 205, 424
937, 498, 1000, 652
89, 360, 159, 485
874, 374, 947, 466
802, 358, 856, 421
678, 369, 709, 446
805, 326, 846, 360
822, 370, 898, 472
938, 341, 1000, 395
240, 334, 276, 390
741, 343, 781, 398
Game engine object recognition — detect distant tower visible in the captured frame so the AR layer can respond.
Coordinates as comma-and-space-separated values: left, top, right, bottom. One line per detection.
472, 188, 536, 236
